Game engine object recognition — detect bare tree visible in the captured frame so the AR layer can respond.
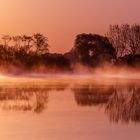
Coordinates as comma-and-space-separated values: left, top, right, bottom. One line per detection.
107, 24, 140, 58
21, 35, 33, 53
128, 24, 140, 55
2, 35, 12, 46
33, 33, 49, 55
106, 24, 130, 58
12, 35, 22, 49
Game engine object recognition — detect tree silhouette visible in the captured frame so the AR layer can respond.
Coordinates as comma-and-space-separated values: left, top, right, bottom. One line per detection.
74, 33, 116, 66
12, 35, 22, 48
107, 24, 140, 58
21, 35, 33, 53
33, 33, 49, 55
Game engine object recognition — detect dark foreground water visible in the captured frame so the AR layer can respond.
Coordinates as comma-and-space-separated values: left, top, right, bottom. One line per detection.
0, 76, 140, 140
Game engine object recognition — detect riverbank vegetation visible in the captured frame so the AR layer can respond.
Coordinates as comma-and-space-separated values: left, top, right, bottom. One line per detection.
0, 24, 140, 74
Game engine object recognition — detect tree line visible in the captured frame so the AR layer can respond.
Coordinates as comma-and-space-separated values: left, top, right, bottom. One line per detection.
0, 24, 140, 74
67, 24, 140, 67
0, 33, 70, 73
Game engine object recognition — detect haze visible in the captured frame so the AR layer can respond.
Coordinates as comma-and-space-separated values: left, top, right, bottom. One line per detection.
0, 0, 140, 53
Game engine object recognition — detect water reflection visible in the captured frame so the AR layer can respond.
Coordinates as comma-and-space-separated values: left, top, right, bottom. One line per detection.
106, 87, 140, 123
73, 84, 140, 123
73, 85, 114, 106
0, 83, 68, 113
0, 81, 140, 124
0, 87, 49, 113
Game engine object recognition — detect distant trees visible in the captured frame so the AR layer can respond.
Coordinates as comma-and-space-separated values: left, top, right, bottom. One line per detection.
107, 24, 140, 58
0, 33, 71, 73
74, 33, 116, 66
0, 24, 140, 74
1, 33, 49, 55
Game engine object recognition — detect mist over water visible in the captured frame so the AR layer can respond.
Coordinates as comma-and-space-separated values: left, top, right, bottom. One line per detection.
0, 64, 140, 85
0, 70, 139, 140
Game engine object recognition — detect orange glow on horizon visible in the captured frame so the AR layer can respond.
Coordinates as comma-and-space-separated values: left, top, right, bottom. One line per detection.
0, 0, 140, 53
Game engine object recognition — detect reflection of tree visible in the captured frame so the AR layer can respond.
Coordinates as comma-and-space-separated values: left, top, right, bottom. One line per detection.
106, 87, 140, 123
74, 34, 116, 66
0, 87, 49, 113
0, 83, 69, 113
73, 84, 140, 124
73, 85, 114, 106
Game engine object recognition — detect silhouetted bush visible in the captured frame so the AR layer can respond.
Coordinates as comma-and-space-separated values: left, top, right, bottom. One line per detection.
72, 33, 116, 67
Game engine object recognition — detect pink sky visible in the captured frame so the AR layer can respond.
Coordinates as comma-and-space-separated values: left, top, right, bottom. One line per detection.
0, 0, 140, 53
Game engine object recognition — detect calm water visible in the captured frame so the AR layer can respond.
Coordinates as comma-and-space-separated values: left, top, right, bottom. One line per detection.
0, 76, 140, 140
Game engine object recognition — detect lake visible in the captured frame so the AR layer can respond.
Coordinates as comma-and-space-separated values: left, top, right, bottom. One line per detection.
0, 75, 140, 140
